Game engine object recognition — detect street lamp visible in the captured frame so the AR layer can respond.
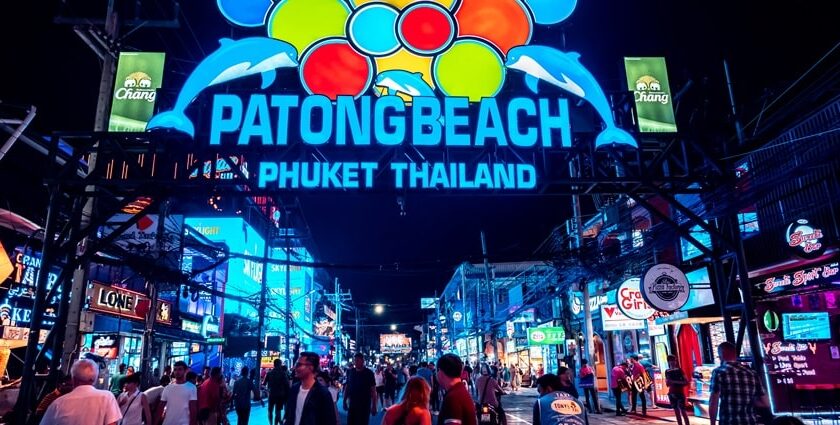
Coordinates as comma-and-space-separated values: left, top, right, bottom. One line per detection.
390, 324, 397, 331
374, 304, 385, 315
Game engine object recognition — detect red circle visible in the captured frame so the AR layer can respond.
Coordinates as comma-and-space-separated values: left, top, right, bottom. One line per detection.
301, 41, 372, 100
399, 5, 453, 53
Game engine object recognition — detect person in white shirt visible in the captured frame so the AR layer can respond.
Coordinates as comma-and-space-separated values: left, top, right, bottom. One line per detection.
40, 358, 122, 425
144, 375, 171, 420
157, 360, 198, 425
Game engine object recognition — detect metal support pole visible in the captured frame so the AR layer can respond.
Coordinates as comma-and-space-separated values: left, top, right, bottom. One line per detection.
284, 210, 292, 363
140, 199, 168, 389
480, 231, 497, 361
724, 60, 746, 146
256, 224, 270, 373
434, 289, 441, 358
570, 159, 593, 363
355, 301, 360, 357
13, 186, 60, 419
335, 278, 342, 366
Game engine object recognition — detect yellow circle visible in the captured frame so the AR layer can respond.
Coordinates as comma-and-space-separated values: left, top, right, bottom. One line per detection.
267, 0, 351, 55
352, 0, 456, 9
434, 40, 505, 102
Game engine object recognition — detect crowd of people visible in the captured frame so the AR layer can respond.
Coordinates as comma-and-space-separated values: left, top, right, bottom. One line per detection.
28, 342, 791, 425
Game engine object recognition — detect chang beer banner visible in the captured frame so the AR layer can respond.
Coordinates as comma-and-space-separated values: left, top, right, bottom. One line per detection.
624, 57, 677, 133
527, 327, 565, 345
108, 52, 165, 132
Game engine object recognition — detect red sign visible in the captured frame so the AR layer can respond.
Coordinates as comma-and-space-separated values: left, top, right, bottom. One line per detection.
88, 282, 172, 324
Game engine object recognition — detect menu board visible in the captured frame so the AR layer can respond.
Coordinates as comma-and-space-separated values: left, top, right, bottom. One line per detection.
756, 290, 840, 414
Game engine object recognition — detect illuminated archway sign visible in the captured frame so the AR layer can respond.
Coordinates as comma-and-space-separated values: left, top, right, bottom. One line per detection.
148, 0, 638, 191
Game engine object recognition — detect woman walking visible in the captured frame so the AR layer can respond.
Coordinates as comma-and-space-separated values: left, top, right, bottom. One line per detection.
382, 377, 432, 425
117, 373, 153, 425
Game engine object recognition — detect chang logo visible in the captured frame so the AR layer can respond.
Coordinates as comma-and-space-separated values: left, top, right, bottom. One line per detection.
115, 71, 157, 102
634, 75, 669, 105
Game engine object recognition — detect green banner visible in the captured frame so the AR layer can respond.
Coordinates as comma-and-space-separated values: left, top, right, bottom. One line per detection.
527, 327, 565, 346
108, 52, 165, 132
624, 57, 677, 133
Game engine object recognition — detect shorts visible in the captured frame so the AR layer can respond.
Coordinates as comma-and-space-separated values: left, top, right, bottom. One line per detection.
668, 393, 687, 407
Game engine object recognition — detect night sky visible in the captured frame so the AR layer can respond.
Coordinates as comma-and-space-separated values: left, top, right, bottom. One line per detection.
1, 1, 837, 335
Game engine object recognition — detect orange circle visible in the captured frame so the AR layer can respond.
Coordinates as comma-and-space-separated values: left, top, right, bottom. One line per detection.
455, 0, 532, 56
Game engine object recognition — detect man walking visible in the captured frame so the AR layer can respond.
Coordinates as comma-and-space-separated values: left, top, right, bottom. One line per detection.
436, 354, 477, 425
264, 359, 290, 425
710, 342, 769, 425
610, 363, 628, 416
158, 360, 198, 425
343, 352, 377, 425
628, 355, 648, 416
233, 366, 259, 425
40, 359, 122, 425
284, 352, 338, 425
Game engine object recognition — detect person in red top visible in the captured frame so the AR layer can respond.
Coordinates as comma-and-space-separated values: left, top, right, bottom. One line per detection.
198, 367, 223, 425
436, 354, 477, 425
628, 355, 647, 416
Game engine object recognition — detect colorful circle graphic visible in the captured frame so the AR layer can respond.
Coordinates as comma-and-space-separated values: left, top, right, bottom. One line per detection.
348, 3, 401, 56
267, 0, 351, 56
433, 39, 505, 101
397, 3, 456, 56
217, 0, 273, 27
455, 0, 533, 55
300, 39, 374, 100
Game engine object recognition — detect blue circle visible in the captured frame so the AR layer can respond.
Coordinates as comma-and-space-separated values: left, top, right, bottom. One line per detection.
217, 0, 273, 27
523, 0, 577, 25
348, 4, 400, 57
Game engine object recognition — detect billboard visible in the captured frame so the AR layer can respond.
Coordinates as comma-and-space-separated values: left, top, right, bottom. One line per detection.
527, 327, 565, 346
145, 0, 641, 192
108, 52, 165, 132
420, 297, 436, 309
624, 57, 677, 133
380, 333, 412, 354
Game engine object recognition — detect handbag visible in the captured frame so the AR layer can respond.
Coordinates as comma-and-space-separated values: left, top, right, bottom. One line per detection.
476, 378, 500, 425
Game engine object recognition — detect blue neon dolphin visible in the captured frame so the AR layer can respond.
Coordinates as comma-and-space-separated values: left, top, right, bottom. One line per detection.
505, 45, 638, 149
374, 70, 436, 98
146, 37, 298, 137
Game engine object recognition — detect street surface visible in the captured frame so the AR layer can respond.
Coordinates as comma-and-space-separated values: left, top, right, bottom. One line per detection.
226, 388, 709, 425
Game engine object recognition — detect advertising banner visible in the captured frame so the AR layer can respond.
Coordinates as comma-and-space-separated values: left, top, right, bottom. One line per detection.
756, 290, 840, 415
601, 304, 645, 331
527, 327, 566, 345
380, 333, 412, 354
420, 298, 437, 309
624, 57, 677, 133
108, 52, 166, 132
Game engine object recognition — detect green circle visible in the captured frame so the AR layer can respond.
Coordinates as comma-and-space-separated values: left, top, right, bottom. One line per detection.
433, 39, 505, 102
763, 310, 780, 332
267, 0, 350, 56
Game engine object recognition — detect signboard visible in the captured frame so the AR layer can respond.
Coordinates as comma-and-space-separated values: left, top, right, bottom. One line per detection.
527, 327, 566, 346
380, 333, 412, 354
420, 298, 437, 309
601, 304, 645, 331
108, 52, 166, 131
571, 292, 609, 317
205, 337, 226, 345
99, 213, 184, 271
642, 264, 689, 312
92, 334, 120, 359
181, 319, 201, 334
87, 282, 173, 324
201, 315, 220, 337
147, 0, 639, 192
624, 57, 677, 133
1, 326, 48, 344
752, 262, 839, 297
786, 219, 826, 259
0, 242, 12, 282
617, 278, 655, 320
756, 291, 840, 415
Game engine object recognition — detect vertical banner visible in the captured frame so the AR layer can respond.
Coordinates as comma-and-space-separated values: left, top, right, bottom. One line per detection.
108, 52, 165, 132
624, 57, 678, 133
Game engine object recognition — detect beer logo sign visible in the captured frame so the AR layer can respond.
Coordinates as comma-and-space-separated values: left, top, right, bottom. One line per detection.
633, 75, 669, 105
452, 311, 463, 322
642, 264, 689, 312
116, 71, 157, 102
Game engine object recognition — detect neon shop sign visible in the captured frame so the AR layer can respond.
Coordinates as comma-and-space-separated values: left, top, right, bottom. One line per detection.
786, 219, 826, 258
146, 0, 638, 191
